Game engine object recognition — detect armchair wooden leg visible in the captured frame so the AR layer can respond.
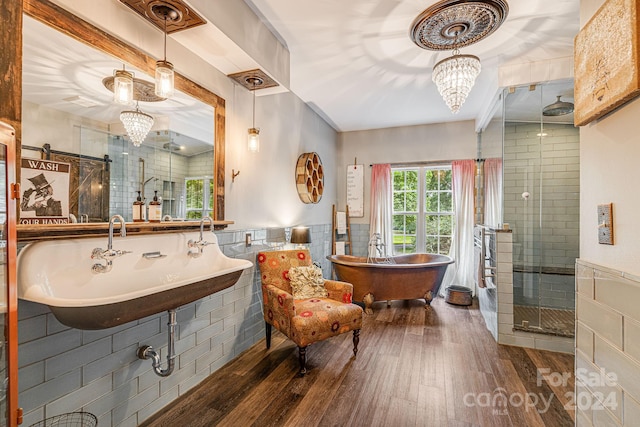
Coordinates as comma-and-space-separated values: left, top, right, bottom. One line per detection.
298, 346, 307, 376
265, 322, 272, 349
353, 329, 360, 357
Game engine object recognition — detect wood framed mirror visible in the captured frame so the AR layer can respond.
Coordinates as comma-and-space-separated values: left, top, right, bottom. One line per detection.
18, 0, 227, 237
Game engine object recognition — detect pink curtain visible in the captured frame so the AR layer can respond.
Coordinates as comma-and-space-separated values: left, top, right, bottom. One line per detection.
484, 158, 503, 227
369, 164, 393, 257
442, 160, 476, 294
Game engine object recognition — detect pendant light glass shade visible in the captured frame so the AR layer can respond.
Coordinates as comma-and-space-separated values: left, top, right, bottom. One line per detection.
155, 10, 175, 99
120, 104, 154, 147
155, 60, 174, 98
248, 127, 260, 153
432, 53, 481, 114
113, 68, 134, 105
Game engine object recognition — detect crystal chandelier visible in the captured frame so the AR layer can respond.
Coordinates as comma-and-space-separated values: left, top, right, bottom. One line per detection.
432, 50, 481, 114
410, 0, 508, 113
120, 103, 154, 147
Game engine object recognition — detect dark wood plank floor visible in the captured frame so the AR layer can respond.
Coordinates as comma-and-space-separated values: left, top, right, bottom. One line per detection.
141, 298, 575, 427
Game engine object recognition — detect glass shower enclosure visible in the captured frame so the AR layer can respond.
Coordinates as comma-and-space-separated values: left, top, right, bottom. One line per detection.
502, 80, 579, 337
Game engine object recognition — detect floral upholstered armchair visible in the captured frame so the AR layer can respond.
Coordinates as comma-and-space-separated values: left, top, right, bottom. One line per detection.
257, 249, 363, 375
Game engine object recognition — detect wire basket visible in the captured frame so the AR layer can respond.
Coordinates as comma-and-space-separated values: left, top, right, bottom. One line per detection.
30, 412, 97, 427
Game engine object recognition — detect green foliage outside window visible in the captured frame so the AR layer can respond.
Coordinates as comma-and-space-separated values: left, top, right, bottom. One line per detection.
392, 167, 454, 255
185, 177, 214, 219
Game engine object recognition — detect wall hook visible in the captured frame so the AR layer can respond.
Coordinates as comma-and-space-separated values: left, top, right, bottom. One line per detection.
232, 169, 240, 183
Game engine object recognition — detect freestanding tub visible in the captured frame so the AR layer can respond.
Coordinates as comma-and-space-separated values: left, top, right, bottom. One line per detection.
328, 253, 454, 314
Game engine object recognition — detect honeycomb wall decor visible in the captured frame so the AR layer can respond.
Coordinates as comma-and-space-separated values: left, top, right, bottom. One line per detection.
295, 152, 324, 204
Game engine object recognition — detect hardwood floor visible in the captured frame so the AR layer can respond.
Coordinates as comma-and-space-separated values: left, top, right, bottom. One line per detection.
141, 298, 575, 427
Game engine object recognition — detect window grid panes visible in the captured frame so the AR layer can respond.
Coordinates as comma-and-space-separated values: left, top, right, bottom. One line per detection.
393, 170, 418, 253
392, 166, 453, 255
185, 177, 213, 219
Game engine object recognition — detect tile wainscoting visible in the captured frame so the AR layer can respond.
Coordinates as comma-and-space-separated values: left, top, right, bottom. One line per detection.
575, 260, 640, 426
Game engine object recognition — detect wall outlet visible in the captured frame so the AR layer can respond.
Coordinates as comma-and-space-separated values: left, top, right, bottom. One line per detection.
245, 233, 252, 247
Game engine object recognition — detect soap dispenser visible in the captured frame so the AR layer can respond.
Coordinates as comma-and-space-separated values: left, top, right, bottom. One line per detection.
148, 190, 162, 222
133, 191, 146, 222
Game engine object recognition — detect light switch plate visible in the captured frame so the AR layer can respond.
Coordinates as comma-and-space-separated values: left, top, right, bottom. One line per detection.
598, 203, 614, 245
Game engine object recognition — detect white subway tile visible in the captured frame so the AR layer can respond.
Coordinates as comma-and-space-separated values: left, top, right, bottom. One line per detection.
594, 272, 640, 322
577, 295, 623, 349
594, 336, 640, 403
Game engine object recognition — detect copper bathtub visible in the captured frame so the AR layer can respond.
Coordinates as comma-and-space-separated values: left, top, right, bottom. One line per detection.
328, 253, 454, 314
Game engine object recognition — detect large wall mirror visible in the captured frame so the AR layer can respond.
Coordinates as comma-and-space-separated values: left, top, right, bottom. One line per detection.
20, 0, 226, 231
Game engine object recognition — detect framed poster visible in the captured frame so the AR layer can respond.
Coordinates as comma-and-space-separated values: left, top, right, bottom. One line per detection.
19, 158, 70, 224
574, 0, 640, 126
346, 164, 364, 217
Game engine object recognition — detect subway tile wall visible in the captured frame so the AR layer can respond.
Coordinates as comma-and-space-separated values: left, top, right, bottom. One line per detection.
107, 141, 213, 222
18, 224, 330, 427
503, 122, 580, 272
575, 260, 640, 427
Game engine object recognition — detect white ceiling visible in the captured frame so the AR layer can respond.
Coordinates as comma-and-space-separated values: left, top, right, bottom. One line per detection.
23, 0, 580, 142
243, 0, 580, 131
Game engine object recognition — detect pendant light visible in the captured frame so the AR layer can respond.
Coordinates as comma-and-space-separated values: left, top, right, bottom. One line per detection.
247, 77, 263, 153
113, 65, 133, 105
154, 5, 177, 98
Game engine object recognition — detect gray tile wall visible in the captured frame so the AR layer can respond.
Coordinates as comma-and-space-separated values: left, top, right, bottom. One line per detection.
18, 223, 330, 426
107, 144, 213, 222
503, 122, 580, 271
503, 122, 579, 315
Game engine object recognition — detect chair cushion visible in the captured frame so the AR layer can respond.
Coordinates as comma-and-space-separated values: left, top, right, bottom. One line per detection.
289, 265, 328, 299
290, 298, 363, 347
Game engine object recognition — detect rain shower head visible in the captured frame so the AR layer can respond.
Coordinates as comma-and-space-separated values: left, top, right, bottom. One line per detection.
542, 96, 574, 116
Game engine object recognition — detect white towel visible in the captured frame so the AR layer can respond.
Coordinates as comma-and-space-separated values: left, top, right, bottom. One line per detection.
335, 241, 346, 255
336, 211, 347, 234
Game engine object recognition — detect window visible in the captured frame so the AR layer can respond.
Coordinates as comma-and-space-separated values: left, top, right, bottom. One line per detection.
185, 176, 214, 219
392, 166, 453, 255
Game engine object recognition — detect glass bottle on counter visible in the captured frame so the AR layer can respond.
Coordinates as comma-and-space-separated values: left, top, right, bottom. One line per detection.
148, 190, 162, 222
133, 191, 146, 222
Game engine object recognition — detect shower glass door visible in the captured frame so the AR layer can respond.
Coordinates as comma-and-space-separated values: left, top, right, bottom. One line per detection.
503, 81, 579, 336
503, 84, 544, 330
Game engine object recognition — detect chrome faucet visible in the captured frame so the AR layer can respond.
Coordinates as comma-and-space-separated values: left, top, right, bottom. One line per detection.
368, 232, 385, 257
91, 214, 131, 273
187, 216, 214, 258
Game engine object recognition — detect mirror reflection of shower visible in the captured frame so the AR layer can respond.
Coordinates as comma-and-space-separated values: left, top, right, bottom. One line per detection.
138, 158, 158, 201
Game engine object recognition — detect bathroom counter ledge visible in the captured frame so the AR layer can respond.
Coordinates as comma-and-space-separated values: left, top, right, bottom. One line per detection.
17, 220, 234, 241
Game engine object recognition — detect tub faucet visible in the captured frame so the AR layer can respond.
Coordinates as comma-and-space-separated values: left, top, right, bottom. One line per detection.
187, 216, 214, 258
91, 214, 131, 273
368, 233, 385, 257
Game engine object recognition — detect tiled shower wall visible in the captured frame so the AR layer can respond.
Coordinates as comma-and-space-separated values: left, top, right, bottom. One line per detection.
575, 260, 640, 426
18, 224, 330, 427
503, 122, 580, 271
107, 138, 213, 222
503, 122, 579, 311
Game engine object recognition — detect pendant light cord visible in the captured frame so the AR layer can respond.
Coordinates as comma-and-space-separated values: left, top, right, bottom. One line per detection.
252, 80, 256, 128
163, 16, 168, 61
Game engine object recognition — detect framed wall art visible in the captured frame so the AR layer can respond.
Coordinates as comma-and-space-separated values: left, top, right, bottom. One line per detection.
574, 0, 640, 126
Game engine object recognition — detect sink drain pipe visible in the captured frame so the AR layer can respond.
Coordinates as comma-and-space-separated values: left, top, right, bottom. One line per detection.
137, 309, 176, 377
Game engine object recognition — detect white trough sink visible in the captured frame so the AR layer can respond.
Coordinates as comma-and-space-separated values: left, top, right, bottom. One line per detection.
17, 231, 253, 329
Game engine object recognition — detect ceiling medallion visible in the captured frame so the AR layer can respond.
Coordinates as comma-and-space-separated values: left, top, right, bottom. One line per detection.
102, 76, 166, 102
410, 0, 509, 50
